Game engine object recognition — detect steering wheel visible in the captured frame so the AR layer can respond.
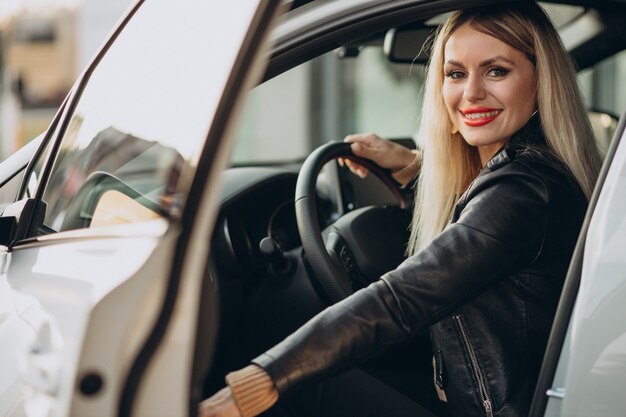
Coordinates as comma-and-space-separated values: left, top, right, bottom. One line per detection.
295, 142, 412, 303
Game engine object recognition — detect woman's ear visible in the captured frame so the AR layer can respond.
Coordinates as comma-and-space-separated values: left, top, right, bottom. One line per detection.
451, 120, 459, 134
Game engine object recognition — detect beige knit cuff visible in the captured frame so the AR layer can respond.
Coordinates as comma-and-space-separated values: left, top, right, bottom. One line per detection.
391, 149, 421, 186
226, 365, 278, 417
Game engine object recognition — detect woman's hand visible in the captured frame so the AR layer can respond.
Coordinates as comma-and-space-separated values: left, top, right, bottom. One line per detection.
339, 133, 416, 178
198, 387, 242, 417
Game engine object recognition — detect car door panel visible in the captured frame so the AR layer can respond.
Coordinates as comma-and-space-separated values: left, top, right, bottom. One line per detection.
0, 0, 282, 416
543, 113, 626, 416
4, 221, 169, 416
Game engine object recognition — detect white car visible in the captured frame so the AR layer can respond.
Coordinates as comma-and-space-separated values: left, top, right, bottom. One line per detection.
0, 0, 624, 416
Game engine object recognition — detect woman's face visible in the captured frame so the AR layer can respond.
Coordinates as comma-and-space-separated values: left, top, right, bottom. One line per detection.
442, 23, 537, 165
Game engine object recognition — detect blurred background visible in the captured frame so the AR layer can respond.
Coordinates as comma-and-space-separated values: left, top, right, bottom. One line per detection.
0, 0, 131, 159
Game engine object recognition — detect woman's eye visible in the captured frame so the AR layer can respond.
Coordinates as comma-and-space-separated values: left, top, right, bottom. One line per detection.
487, 67, 510, 77
445, 70, 465, 79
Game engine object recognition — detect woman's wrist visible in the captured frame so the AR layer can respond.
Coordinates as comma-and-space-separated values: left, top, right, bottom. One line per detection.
391, 149, 422, 186
225, 365, 278, 417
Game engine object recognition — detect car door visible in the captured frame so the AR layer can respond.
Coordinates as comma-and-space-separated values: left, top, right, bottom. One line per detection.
0, 0, 281, 416
531, 112, 626, 417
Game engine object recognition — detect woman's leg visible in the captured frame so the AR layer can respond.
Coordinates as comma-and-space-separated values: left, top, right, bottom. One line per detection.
264, 368, 441, 417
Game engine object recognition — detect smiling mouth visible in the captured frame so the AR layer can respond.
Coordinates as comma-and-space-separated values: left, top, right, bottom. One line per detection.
461, 109, 502, 126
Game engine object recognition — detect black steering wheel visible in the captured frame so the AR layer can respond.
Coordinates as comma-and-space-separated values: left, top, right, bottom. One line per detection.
295, 142, 412, 303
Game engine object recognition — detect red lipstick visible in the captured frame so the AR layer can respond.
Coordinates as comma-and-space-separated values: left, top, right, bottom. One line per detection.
460, 107, 502, 127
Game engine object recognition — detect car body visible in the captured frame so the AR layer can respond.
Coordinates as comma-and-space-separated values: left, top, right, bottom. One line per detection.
0, 0, 624, 416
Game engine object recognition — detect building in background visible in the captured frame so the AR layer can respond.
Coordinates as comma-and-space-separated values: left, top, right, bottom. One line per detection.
0, 0, 130, 159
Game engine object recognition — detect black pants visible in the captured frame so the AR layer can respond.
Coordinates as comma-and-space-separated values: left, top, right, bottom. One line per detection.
263, 368, 449, 417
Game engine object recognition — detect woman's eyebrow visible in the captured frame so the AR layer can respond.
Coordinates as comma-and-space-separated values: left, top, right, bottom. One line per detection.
479, 56, 515, 67
445, 56, 516, 68
445, 60, 465, 68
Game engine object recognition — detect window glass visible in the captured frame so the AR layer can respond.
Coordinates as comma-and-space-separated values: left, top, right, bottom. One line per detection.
578, 49, 626, 116
0, 129, 52, 213
0, 168, 26, 212
27, 137, 54, 199
232, 45, 424, 165
232, 60, 312, 164
39, 0, 233, 233
25, 119, 65, 201
578, 49, 626, 152
350, 47, 424, 139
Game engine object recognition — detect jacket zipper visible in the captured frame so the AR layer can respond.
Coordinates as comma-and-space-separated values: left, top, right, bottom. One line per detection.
434, 348, 445, 389
430, 332, 445, 390
453, 315, 494, 417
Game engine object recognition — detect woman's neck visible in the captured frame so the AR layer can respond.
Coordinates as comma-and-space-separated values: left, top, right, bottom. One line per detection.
478, 141, 507, 166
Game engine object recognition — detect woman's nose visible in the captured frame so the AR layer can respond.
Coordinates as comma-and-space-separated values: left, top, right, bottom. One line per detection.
463, 74, 486, 102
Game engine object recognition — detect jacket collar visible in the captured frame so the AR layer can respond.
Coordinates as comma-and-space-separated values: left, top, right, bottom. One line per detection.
484, 113, 545, 172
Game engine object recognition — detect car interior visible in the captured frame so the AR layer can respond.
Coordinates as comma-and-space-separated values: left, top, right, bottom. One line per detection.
1, 0, 623, 413
200, 0, 626, 405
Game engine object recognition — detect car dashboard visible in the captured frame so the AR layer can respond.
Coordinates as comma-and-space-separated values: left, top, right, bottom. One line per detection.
212, 167, 302, 277
204, 166, 333, 394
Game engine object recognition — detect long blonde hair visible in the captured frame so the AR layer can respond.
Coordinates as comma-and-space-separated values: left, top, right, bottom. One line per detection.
408, 1, 602, 254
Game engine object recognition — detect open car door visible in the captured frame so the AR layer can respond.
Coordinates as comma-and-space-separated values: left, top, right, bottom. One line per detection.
0, 0, 281, 416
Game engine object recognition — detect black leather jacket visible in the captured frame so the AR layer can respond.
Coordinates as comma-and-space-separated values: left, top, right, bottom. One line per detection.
254, 117, 588, 417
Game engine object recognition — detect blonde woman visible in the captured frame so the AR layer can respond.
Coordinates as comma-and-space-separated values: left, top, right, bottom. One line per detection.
201, 2, 602, 417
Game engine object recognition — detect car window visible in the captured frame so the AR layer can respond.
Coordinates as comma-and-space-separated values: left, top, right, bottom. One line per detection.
22, 103, 69, 202
0, 168, 26, 212
232, 44, 425, 164
578, 50, 626, 117
578, 49, 626, 153
233, 10, 626, 167
0, 129, 51, 212
25, 133, 55, 199
36, 1, 226, 234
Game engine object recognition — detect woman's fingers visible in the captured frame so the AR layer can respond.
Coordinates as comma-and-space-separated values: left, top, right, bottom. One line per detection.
344, 133, 382, 146
349, 142, 378, 160
343, 134, 401, 170
338, 156, 369, 178
340, 133, 417, 177
344, 158, 369, 178
343, 134, 385, 171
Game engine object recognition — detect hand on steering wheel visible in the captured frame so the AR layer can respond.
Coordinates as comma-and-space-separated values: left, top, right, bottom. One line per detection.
296, 142, 411, 304
339, 133, 417, 180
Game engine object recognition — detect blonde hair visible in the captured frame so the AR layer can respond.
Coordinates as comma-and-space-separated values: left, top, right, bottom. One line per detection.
408, 1, 602, 254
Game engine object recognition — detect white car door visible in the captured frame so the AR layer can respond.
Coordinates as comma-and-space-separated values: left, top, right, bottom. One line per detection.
533, 112, 626, 417
0, 1, 281, 416
543, 116, 626, 416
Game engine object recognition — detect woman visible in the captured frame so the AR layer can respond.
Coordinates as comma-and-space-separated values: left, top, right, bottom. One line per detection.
201, 2, 602, 417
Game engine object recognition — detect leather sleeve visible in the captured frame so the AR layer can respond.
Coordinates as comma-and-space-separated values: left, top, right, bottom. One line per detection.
253, 165, 550, 395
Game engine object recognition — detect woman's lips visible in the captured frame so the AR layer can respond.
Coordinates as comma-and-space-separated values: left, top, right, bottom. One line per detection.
460, 108, 502, 127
